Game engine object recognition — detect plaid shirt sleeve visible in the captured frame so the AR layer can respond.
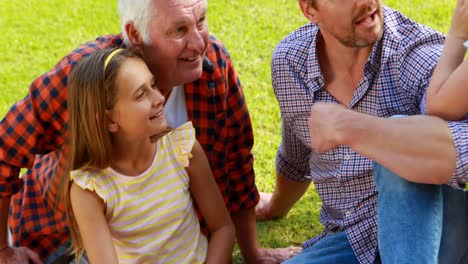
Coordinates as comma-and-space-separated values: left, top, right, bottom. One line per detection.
0, 35, 121, 198
0, 35, 123, 259
447, 121, 468, 189
223, 47, 259, 210
186, 37, 258, 215
0, 60, 73, 197
271, 44, 312, 182
408, 38, 468, 190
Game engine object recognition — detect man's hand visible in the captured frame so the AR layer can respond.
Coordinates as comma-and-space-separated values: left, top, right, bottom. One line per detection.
0, 246, 42, 264
254, 246, 302, 264
449, 0, 468, 40
255, 177, 311, 221
255, 192, 280, 221
308, 103, 347, 152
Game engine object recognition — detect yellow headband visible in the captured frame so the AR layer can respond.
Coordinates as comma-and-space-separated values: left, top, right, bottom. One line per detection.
104, 48, 124, 70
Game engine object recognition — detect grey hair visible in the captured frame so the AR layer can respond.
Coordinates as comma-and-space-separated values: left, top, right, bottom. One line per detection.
118, 0, 154, 46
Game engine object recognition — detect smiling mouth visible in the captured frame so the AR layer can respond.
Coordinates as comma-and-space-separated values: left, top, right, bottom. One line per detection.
150, 111, 163, 120
355, 10, 377, 25
180, 56, 199, 62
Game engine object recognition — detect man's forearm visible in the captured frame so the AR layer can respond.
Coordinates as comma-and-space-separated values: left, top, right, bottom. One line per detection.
339, 111, 457, 184
0, 197, 10, 249
269, 174, 310, 217
231, 207, 259, 263
256, 173, 311, 221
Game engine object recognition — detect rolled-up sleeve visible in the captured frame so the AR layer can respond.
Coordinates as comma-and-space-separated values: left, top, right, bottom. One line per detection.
0, 61, 72, 197
272, 41, 312, 182
0, 163, 21, 197
276, 122, 312, 182
224, 50, 259, 210
446, 121, 468, 189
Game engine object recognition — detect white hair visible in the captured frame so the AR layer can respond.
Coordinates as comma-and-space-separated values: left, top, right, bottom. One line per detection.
118, 0, 155, 46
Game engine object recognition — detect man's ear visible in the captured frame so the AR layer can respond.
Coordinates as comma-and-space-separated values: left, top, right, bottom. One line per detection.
299, 0, 320, 24
105, 110, 119, 133
125, 22, 144, 48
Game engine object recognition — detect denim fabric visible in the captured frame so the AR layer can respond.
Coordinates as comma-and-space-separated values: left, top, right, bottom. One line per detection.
44, 240, 88, 264
282, 231, 360, 264
439, 185, 468, 264
373, 162, 468, 264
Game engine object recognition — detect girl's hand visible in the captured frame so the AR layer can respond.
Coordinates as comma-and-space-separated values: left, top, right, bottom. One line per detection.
449, 0, 468, 40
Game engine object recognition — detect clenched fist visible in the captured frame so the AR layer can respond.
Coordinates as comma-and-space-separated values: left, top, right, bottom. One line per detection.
308, 103, 349, 152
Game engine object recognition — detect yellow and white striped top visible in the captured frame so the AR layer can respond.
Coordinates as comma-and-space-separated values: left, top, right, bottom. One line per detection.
71, 122, 207, 264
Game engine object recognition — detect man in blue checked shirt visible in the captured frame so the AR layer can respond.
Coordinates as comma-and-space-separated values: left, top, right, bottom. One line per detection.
256, 0, 468, 263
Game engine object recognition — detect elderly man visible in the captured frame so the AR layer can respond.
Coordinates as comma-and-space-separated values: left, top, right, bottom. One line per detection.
257, 0, 468, 263
0, 1, 295, 263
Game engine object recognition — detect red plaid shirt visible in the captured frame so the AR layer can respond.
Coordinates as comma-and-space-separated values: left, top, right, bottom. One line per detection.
0, 34, 258, 260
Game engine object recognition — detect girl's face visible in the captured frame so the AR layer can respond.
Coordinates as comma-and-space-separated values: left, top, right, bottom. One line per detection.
107, 57, 167, 142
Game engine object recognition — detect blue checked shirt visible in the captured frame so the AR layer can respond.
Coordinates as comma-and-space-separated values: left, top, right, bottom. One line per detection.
272, 7, 468, 264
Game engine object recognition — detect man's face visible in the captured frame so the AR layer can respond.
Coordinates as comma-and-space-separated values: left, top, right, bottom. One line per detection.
313, 0, 383, 47
142, 0, 209, 90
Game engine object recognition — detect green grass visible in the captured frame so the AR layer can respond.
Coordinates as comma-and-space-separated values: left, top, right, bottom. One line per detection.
0, 1, 455, 263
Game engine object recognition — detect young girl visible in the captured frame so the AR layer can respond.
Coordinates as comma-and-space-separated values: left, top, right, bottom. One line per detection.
426, 0, 468, 120
62, 48, 234, 263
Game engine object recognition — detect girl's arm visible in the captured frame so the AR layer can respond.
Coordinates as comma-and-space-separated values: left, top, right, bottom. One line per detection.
186, 140, 235, 264
70, 183, 118, 264
426, 0, 468, 120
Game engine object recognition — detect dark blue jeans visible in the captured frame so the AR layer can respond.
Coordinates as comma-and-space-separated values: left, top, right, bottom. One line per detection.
374, 162, 468, 264
44, 240, 88, 264
282, 231, 360, 264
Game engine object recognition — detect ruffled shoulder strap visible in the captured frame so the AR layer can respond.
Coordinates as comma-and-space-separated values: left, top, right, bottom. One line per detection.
165, 121, 196, 167
70, 169, 107, 202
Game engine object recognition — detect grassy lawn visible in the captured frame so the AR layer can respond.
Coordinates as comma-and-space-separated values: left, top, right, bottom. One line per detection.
0, 0, 454, 263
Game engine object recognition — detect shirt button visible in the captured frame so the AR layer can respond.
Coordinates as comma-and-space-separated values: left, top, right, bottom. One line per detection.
345, 211, 352, 217
344, 154, 350, 160
317, 77, 324, 86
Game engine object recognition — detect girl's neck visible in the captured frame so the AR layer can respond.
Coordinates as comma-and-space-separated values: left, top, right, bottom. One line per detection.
110, 137, 157, 176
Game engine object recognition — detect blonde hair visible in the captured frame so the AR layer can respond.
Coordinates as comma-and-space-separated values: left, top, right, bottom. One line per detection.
61, 48, 143, 258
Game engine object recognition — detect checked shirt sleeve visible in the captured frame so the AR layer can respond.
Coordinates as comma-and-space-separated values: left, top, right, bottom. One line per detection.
406, 37, 468, 189
0, 35, 120, 198
0, 61, 72, 197
223, 48, 259, 210
186, 38, 259, 215
271, 42, 312, 182
446, 121, 468, 189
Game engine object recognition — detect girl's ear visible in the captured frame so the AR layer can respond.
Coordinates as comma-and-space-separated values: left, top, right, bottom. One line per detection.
105, 110, 119, 133
299, 0, 320, 24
